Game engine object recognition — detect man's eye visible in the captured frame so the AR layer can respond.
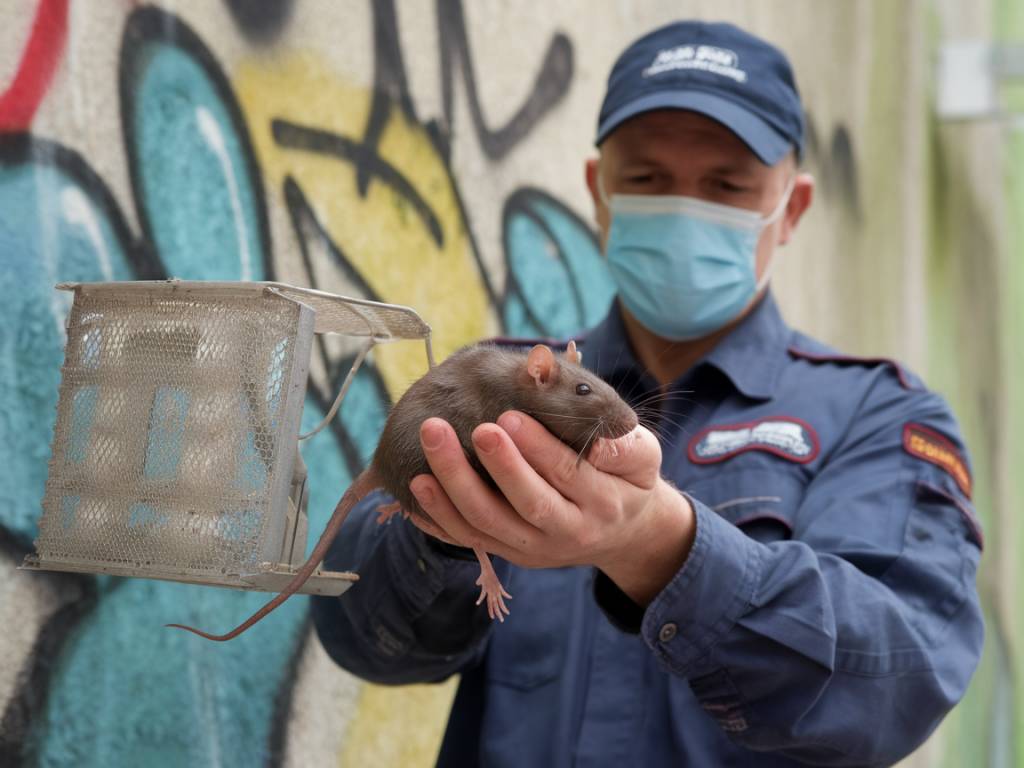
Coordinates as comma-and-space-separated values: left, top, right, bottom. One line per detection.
575, 383, 592, 395
713, 178, 747, 193
627, 174, 654, 184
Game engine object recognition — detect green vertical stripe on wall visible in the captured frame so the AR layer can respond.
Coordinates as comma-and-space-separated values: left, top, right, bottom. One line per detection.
922, 0, 1014, 764
996, 0, 1024, 764
995, 0, 1024, 764
927, 0, 1024, 765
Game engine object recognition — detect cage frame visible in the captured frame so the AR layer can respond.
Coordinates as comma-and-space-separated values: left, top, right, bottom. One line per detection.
21, 279, 434, 597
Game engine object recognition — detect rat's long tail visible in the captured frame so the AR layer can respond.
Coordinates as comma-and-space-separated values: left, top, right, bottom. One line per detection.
166, 468, 379, 642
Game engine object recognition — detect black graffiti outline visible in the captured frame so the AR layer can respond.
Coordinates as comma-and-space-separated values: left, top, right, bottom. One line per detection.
0, 4, 583, 760
119, 6, 276, 283
282, 174, 393, 479
224, 0, 297, 45
358, 0, 419, 196
266, 611, 311, 766
0, 528, 99, 765
361, 0, 574, 167
0, 133, 158, 280
501, 186, 600, 336
271, 116, 501, 310
275, 120, 444, 247
0, 10, 381, 761
803, 114, 860, 220
436, 0, 574, 161
270, 0, 577, 331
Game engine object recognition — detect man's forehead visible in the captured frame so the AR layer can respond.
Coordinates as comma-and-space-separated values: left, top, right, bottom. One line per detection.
602, 109, 764, 165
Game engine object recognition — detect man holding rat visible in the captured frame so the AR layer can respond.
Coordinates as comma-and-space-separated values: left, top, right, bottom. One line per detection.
313, 20, 983, 767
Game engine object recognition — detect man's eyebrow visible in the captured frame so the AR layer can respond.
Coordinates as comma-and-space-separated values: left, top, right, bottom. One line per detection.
612, 155, 662, 167
704, 162, 760, 176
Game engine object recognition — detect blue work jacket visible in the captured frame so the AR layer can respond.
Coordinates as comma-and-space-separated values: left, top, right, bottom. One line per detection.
312, 293, 984, 767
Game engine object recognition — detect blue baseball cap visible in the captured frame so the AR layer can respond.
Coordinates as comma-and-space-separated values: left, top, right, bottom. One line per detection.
596, 21, 805, 165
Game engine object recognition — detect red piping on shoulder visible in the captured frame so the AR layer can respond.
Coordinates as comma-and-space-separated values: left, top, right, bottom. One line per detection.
787, 347, 918, 390
916, 481, 984, 550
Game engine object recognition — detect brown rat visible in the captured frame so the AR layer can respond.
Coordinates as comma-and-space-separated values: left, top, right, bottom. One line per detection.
167, 341, 638, 641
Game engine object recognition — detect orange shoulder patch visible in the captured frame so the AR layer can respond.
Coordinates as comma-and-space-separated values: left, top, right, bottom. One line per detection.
903, 423, 972, 498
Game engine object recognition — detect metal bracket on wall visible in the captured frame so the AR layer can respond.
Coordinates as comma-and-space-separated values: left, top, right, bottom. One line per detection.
937, 41, 1024, 124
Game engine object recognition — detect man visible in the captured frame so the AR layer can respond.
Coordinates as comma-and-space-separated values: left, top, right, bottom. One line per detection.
313, 20, 983, 767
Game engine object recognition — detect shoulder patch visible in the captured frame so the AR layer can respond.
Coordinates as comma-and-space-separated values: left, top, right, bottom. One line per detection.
689, 417, 820, 465
788, 347, 921, 390
903, 423, 972, 498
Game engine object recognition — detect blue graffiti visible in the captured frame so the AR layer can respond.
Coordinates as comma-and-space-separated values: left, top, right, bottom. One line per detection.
501, 187, 614, 339
0, 154, 133, 541
0, 3, 610, 764
0, 8, 374, 765
123, 28, 270, 282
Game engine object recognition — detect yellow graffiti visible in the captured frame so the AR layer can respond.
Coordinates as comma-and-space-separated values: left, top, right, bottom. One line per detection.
235, 52, 495, 400
338, 677, 459, 768
235, 52, 492, 767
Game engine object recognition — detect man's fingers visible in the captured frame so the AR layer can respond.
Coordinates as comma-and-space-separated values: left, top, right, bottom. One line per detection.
472, 423, 572, 535
415, 418, 539, 552
400, 481, 461, 546
586, 425, 662, 487
496, 411, 600, 499
409, 473, 510, 555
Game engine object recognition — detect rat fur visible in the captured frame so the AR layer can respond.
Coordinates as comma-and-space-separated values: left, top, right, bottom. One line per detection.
167, 341, 638, 641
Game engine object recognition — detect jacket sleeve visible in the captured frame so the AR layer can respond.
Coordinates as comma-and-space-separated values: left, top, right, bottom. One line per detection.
631, 388, 984, 766
311, 490, 500, 685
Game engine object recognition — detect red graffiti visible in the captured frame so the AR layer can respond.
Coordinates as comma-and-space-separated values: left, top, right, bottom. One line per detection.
0, 0, 69, 132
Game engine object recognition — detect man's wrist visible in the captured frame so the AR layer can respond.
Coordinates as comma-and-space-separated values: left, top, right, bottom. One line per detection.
600, 480, 696, 607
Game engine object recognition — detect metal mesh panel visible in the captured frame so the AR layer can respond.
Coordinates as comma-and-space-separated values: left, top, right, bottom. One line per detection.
268, 284, 431, 339
36, 286, 306, 581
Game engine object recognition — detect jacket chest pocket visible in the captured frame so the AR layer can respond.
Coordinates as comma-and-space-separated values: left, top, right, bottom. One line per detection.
483, 567, 575, 690
684, 467, 807, 543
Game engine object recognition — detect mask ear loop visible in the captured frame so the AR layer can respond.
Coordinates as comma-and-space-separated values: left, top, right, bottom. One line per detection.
755, 175, 798, 292
761, 175, 797, 226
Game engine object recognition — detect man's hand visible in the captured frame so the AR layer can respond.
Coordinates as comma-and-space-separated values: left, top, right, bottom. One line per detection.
407, 411, 696, 607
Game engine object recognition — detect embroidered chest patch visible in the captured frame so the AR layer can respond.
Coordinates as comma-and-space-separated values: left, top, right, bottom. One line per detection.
688, 417, 820, 464
903, 423, 972, 498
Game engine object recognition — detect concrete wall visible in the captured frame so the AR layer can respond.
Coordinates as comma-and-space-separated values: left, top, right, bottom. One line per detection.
0, 1, 1012, 765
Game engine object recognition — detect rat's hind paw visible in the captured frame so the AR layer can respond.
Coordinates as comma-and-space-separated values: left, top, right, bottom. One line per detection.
473, 548, 512, 622
475, 575, 512, 622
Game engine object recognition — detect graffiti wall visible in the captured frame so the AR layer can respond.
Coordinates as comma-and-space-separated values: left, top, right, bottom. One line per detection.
0, 1, 1013, 765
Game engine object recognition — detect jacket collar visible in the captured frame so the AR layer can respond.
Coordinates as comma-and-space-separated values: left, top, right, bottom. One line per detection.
583, 292, 791, 401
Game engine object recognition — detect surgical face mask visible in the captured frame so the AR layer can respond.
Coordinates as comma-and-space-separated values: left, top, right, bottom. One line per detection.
600, 177, 793, 341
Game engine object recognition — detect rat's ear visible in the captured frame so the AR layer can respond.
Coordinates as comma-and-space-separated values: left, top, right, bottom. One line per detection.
564, 340, 582, 366
527, 344, 558, 388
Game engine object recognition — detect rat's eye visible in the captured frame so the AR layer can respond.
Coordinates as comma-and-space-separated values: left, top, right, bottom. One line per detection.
575, 383, 592, 396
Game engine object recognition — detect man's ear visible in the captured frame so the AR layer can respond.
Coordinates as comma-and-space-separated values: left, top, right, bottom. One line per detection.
585, 158, 610, 249
778, 172, 814, 246
585, 158, 601, 207
527, 344, 558, 389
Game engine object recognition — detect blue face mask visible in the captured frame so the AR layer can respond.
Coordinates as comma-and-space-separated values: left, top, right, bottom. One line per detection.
602, 179, 793, 341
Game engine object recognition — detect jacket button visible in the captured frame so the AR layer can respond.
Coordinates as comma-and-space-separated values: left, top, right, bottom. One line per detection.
659, 622, 677, 643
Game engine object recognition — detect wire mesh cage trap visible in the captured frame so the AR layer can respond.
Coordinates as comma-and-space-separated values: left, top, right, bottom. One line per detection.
22, 280, 433, 596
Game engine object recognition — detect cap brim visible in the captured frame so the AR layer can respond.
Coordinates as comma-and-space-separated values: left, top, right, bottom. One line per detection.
596, 90, 791, 165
